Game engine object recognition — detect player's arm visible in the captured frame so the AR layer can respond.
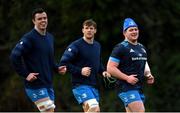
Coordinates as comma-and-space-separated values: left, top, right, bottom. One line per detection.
144, 61, 154, 84
144, 61, 152, 77
99, 62, 111, 77
107, 57, 128, 80
10, 37, 31, 78
53, 61, 67, 75
107, 57, 138, 85
59, 45, 82, 75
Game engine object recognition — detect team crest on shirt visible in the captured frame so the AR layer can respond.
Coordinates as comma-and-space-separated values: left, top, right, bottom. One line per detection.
68, 48, 72, 52
20, 41, 23, 45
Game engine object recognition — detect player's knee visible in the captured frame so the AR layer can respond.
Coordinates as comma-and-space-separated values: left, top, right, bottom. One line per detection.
35, 98, 55, 112
128, 101, 145, 112
83, 99, 100, 112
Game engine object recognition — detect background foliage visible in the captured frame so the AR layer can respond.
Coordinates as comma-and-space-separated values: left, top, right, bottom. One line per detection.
0, 0, 179, 111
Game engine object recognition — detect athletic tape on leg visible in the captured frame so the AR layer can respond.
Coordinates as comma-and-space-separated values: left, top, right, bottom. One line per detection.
84, 99, 99, 112
36, 99, 55, 112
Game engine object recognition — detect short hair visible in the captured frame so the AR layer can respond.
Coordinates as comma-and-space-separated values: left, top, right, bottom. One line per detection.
32, 8, 46, 20
83, 19, 97, 29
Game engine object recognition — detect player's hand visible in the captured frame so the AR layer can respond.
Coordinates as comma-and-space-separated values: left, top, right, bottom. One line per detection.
102, 71, 111, 77
146, 74, 154, 84
58, 66, 67, 75
126, 74, 139, 85
26, 73, 39, 82
81, 67, 91, 77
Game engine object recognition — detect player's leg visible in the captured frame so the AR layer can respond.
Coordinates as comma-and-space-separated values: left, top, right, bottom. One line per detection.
82, 86, 100, 113
35, 97, 55, 112
127, 101, 145, 112
125, 107, 132, 112
72, 85, 100, 113
25, 88, 55, 112
83, 99, 100, 112
118, 90, 145, 113
40, 88, 55, 112
89, 86, 100, 112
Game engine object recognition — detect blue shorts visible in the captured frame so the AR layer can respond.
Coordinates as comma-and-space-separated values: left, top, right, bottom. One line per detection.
72, 85, 99, 104
25, 88, 54, 102
118, 90, 145, 107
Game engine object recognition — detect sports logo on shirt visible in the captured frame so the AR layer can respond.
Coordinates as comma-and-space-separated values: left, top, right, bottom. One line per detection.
20, 41, 23, 45
130, 49, 135, 53
68, 48, 72, 52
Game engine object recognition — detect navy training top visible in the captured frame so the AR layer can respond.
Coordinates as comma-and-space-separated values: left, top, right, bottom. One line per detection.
60, 38, 105, 88
109, 40, 147, 92
10, 29, 58, 89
